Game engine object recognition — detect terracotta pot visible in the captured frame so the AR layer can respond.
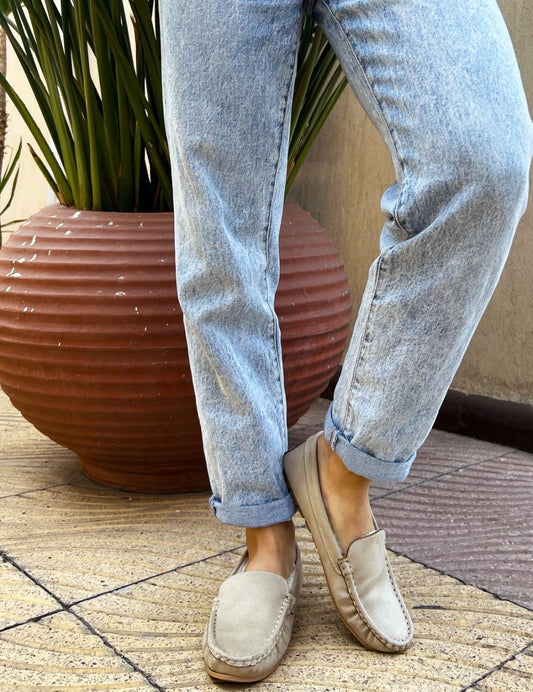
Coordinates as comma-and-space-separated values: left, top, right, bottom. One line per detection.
0, 203, 351, 492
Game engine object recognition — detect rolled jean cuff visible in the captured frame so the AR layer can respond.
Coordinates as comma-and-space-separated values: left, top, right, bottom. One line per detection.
324, 403, 415, 483
209, 492, 297, 528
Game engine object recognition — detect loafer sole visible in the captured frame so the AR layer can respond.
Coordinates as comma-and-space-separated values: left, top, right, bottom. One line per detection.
204, 661, 281, 683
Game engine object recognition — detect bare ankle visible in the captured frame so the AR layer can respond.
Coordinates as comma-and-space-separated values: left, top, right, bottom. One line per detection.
245, 521, 296, 579
317, 433, 374, 553
317, 434, 370, 492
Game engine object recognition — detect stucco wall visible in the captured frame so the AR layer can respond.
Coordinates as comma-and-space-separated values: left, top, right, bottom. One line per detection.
2, 1, 532, 403
3, 46, 49, 234
288, 0, 533, 405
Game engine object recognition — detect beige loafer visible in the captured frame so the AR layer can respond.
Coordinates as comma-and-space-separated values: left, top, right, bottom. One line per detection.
203, 545, 302, 682
283, 432, 413, 653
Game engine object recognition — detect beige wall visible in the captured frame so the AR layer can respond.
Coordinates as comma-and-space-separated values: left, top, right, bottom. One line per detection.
3, 1, 532, 403
3, 44, 50, 234
288, 0, 533, 405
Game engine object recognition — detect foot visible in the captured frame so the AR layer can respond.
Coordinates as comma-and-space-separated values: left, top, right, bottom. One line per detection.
283, 433, 413, 652
245, 520, 296, 579
317, 433, 374, 554
203, 544, 303, 682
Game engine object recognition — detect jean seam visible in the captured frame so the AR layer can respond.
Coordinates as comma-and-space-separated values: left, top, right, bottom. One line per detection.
344, 251, 389, 429
263, 29, 300, 430
317, 0, 411, 237
314, 0, 411, 428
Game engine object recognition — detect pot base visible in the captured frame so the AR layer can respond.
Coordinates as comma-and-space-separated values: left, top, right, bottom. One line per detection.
79, 456, 210, 494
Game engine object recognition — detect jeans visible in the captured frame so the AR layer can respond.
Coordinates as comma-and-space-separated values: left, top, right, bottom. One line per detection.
159, 0, 532, 528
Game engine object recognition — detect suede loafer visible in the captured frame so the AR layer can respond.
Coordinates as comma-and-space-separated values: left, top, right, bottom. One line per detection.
283, 432, 413, 652
203, 545, 303, 682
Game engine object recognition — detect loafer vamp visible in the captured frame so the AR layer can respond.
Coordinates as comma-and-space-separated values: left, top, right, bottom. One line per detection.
340, 530, 413, 649
208, 571, 295, 663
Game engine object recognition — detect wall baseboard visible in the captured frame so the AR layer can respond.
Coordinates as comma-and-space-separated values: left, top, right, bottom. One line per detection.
433, 389, 532, 453
320, 368, 532, 453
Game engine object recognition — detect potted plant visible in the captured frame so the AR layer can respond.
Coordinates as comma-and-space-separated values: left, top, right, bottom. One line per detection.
0, 0, 351, 492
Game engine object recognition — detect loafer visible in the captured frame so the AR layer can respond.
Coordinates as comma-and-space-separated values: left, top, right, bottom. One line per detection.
203, 545, 302, 682
283, 432, 413, 652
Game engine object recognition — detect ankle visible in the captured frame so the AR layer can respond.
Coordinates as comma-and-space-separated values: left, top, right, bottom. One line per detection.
317, 434, 370, 495
245, 521, 296, 579
317, 433, 374, 552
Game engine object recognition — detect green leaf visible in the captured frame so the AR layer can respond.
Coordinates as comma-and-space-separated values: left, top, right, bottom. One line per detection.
1, 1, 345, 212
0, 68, 74, 205
0, 140, 22, 229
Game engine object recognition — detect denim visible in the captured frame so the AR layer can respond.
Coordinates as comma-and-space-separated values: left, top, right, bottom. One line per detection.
159, 0, 532, 527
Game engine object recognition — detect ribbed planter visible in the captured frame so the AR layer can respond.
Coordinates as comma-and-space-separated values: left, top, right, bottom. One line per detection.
0, 203, 351, 492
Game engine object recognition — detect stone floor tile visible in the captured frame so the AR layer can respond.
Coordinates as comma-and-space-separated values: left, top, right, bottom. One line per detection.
0, 611, 156, 691
0, 390, 96, 497
0, 486, 241, 604
504, 645, 533, 675
0, 559, 61, 631
472, 646, 533, 691
0, 444, 94, 499
410, 428, 513, 469
73, 527, 533, 691
372, 452, 533, 609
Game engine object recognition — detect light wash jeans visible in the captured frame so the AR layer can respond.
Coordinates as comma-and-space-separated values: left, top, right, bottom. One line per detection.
159, 0, 532, 528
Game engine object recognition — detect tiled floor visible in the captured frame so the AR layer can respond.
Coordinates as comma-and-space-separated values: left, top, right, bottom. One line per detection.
0, 391, 531, 691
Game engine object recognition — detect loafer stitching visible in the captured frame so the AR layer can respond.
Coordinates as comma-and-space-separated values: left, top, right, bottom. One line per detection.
208, 594, 295, 667
383, 557, 413, 642
339, 557, 411, 650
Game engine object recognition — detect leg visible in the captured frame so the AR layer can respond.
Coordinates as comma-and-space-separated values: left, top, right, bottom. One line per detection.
286, 0, 531, 652
159, 0, 302, 529
314, 0, 532, 482
160, 0, 303, 682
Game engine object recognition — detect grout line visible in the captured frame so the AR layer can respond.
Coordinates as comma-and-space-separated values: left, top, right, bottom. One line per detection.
370, 449, 517, 502
0, 542, 247, 689
72, 610, 165, 691
0, 548, 66, 634
67, 544, 246, 608
459, 641, 533, 691
387, 547, 533, 613
0, 543, 244, 633
0, 608, 63, 635
0, 477, 153, 500
0, 481, 78, 501
0, 547, 68, 609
